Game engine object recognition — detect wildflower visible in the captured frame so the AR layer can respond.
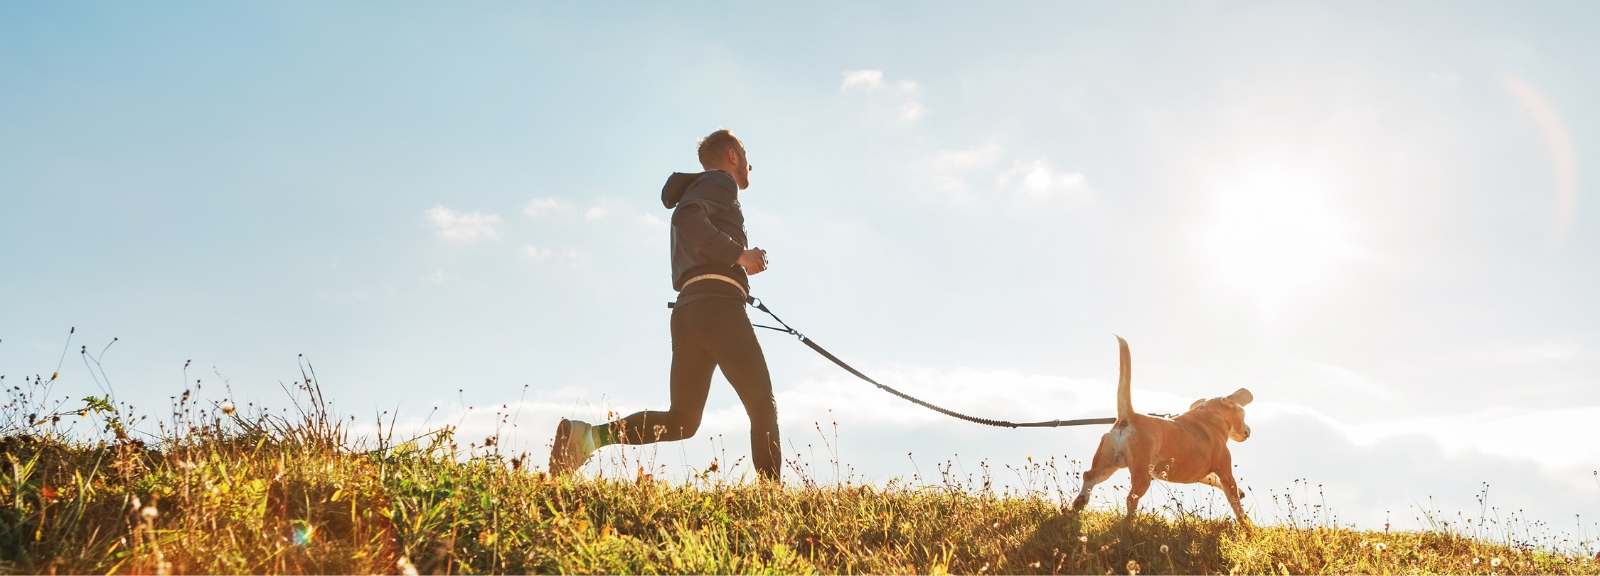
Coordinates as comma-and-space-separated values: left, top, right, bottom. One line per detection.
1160, 544, 1170, 554
41, 486, 59, 503
1126, 559, 1141, 575
1491, 557, 1502, 567
141, 506, 158, 520
1374, 542, 1387, 553
221, 401, 236, 416
1079, 535, 1089, 543
397, 557, 419, 576
1473, 557, 1481, 565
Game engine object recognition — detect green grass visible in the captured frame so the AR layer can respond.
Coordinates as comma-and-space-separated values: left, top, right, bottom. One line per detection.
1, 371, 1596, 574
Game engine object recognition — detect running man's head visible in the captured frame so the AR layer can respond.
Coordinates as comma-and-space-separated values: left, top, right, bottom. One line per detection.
697, 129, 751, 190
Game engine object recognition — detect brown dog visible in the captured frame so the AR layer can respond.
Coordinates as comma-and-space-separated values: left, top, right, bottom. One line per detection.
1070, 336, 1254, 523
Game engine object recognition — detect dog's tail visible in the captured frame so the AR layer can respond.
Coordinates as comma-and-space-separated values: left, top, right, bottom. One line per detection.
1114, 335, 1133, 422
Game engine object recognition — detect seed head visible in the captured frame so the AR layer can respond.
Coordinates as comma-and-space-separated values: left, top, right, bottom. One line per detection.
1160, 544, 1170, 554
1491, 557, 1502, 567
397, 557, 419, 576
221, 401, 236, 416
1126, 559, 1141, 575
141, 506, 158, 520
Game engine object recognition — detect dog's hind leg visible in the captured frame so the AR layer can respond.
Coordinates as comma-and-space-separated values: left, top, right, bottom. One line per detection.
1125, 464, 1153, 519
1071, 443, 1121, 511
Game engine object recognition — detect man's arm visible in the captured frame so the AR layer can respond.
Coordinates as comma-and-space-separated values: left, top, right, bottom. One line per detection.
734, 249, 766, 274
671, 181, 745, 267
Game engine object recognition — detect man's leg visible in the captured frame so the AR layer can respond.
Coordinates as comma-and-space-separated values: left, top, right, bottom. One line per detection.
596, 306, 717, 445
597, 350, 714, 445
697, 299, 781, 481
549, 306, 716, 474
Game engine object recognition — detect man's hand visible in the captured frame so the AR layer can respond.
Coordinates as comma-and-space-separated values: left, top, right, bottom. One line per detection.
736, 248, 768, 275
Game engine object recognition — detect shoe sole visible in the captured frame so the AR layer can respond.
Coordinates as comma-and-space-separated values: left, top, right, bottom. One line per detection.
549, 418, 574, 474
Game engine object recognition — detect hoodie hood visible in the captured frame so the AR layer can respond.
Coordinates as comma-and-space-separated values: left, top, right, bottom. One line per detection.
661, 171, 704, 208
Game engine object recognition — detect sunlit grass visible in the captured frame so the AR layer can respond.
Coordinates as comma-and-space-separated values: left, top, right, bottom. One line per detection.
1, 355, 1596, 574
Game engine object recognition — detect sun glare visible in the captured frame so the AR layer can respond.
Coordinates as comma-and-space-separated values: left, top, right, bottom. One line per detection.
1203, 173, 1351, 309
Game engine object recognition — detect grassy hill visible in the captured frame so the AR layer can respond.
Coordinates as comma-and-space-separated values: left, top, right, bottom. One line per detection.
1, 378, 1594, 574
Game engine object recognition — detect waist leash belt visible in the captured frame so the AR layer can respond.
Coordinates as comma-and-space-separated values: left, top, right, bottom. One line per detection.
667, 274, 748, 308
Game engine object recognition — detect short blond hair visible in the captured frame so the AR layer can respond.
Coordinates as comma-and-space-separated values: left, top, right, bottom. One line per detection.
696, 129, 743, 169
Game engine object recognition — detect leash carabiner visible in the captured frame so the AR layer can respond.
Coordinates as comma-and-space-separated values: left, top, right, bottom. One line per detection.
749, 296, 805, 340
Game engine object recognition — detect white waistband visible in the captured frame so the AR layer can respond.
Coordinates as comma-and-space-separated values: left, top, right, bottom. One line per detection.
682, 274, 746, 299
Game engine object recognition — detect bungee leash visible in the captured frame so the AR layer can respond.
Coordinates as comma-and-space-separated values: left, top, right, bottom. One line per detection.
746, 297, 1170, 429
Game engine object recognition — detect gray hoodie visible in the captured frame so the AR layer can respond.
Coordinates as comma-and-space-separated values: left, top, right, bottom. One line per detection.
661, 170, 749, 303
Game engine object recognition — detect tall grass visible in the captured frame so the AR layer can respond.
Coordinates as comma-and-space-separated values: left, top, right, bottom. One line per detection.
0, 353, 1596, 574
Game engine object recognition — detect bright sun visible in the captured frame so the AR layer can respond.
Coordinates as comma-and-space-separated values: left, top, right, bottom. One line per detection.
1203, 171, 1351, 309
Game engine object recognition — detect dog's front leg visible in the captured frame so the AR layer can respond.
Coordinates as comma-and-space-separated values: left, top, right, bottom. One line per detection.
1216, 467, 1250, 525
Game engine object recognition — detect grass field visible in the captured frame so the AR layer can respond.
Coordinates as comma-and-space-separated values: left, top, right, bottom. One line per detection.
1, 369, 1596, 574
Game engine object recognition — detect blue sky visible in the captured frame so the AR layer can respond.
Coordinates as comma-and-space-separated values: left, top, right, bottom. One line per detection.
4, 2, 1598, 535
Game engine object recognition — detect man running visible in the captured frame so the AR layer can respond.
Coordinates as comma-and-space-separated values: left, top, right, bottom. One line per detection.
548, 129, 781, 481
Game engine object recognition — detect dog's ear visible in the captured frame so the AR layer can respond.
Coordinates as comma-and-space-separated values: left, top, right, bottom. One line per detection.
1228, 388, 1254, 406
1189, 398, 1206, 411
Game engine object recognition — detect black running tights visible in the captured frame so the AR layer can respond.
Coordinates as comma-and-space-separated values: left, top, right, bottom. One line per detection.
599, 297, 781, 480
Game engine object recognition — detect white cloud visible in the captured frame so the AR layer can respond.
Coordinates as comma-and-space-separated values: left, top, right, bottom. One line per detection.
1257, 402, 1600, 471
919, 149, 1095, 206
585, 206, 610, 220
1293, 360, 1395, 399
522, 245, 553, 261
933, 144, 1003, 172
637, 213, 668, 229
523, 245, 582, 266
425, 205, 502, 243
840, 70, 886, 92
898, 102, 927, 122
840, 69, 926, 122
920, 144, 1004, 195
998, 158, 1093, 202
524, 197, 574, 217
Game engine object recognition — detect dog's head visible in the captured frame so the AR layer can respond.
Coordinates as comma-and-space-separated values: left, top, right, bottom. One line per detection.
1188, 388, 1253, 442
